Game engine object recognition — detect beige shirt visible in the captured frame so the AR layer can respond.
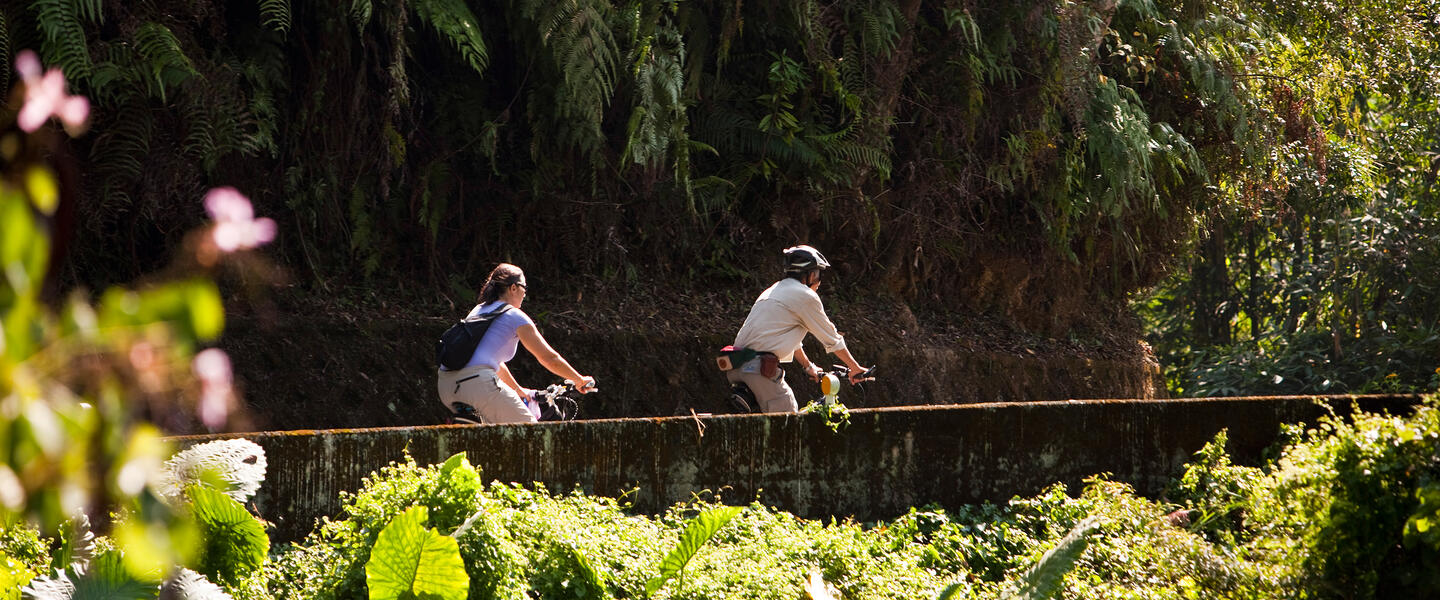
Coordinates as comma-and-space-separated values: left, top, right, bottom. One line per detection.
733, 278, 847, 363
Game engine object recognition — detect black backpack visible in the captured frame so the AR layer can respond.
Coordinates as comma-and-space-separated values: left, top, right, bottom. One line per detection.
436, 305, 511, 370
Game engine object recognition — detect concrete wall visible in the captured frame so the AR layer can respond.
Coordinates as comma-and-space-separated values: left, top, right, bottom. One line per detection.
171, 395, 1417, 542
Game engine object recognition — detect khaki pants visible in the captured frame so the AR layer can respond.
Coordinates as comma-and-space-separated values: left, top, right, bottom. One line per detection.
436, 366, 535, 424
725, 359, 798, 413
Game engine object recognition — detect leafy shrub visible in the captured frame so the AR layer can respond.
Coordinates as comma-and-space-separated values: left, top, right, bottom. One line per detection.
1246, 401, 1440, 598
1165, 430, 1268, 545
0, 525, 50, 598
227, 397, 1440, 599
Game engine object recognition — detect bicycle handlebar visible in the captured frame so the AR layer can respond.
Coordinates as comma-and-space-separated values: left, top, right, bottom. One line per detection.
827, 364, 877, 382
550, 377, 598, 396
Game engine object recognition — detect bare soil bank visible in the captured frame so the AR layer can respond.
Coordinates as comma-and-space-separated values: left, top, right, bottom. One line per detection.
217, 290, 1165, 432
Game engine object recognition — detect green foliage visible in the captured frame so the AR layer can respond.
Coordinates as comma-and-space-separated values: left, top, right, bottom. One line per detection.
219, 398, 1440, 598
257, 0, 292, 36
131, 22, 198, 102
644, 505, 741, 597
1404, 483, 1440, 551
999, 517, 1099, 600
364, 506, 469, 600
1165, 430, 1266, 544
187, 486, 269, 586
801, 399, 852, 433
28, 550, 160, 600
1137, 0, 1440, 397
1246, 401, 1440, 596
5, 0, 1342, 320
412, 0, 489, 76
2, 59, 280, 597
0, 524, 50, 598
31, 0, 95, 82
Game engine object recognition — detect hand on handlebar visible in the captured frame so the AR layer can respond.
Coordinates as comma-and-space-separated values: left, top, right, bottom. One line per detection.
571, 376, 598, 393
843, 365, 877, 385
803, 363, 823, 382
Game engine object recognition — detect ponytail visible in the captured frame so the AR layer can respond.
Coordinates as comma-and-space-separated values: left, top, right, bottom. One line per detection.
478, 263, 525, 304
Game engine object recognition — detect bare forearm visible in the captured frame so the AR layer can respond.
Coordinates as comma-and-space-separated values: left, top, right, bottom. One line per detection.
794, 348, 813, 370
538, 353, 585, 383
833, 348, 864, 372
497, 364, 526, 395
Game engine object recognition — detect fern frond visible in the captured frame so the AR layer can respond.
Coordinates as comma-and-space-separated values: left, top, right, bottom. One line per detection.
134, 22, 199, 102
90, 102, 153, 200
183, 107, 215, 161
86, 43, 129, 102
75, 0, 103, 24
350, 0, 373, 31
861, 0, 901, 58
518, 0, 621, 159
32, 0, 93, 83
412, 0, 489, 76
257, 0, 291, 36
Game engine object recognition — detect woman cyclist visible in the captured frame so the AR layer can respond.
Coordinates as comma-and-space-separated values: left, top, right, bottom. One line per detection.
436, 263, 595, 423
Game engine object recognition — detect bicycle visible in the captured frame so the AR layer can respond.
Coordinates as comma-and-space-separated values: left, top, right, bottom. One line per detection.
727, 364, 876, 414
448, 378, 596, 424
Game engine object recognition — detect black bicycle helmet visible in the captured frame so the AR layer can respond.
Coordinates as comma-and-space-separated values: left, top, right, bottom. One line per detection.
783, 245, 831, 273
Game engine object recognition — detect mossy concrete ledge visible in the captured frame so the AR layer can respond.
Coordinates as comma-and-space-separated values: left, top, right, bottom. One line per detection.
171, 395, 1418, 542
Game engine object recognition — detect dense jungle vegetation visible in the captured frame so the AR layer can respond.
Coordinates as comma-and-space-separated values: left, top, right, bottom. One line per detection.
3, 1, 1440, 597
1, 0, 1436, 397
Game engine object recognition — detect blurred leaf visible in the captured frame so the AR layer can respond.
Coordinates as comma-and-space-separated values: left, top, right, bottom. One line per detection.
183, 280, 224, 342
23, 167, 59, 216
160, 568, 234, 600
24, 551, 159, 600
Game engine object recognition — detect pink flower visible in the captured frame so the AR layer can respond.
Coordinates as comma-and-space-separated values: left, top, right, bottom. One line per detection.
14, 50, 89, 134
193, 348, 234, 429
204, 187, 276, 251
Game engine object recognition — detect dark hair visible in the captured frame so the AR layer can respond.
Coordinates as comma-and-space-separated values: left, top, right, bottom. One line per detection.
478, 263, 525, 304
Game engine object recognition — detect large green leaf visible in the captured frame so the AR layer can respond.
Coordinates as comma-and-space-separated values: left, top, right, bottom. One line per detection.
645, 506, 742, 597
365, 506, 469, 600
187, 485, 268, 585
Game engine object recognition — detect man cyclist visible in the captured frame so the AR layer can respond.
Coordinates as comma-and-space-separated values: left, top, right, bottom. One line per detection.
724, 245, 872, 413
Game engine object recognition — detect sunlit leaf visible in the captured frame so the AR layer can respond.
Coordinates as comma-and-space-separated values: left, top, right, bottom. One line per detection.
645, 505, 742, 596
365, 506, 469, 600
187, 485, 268, 585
